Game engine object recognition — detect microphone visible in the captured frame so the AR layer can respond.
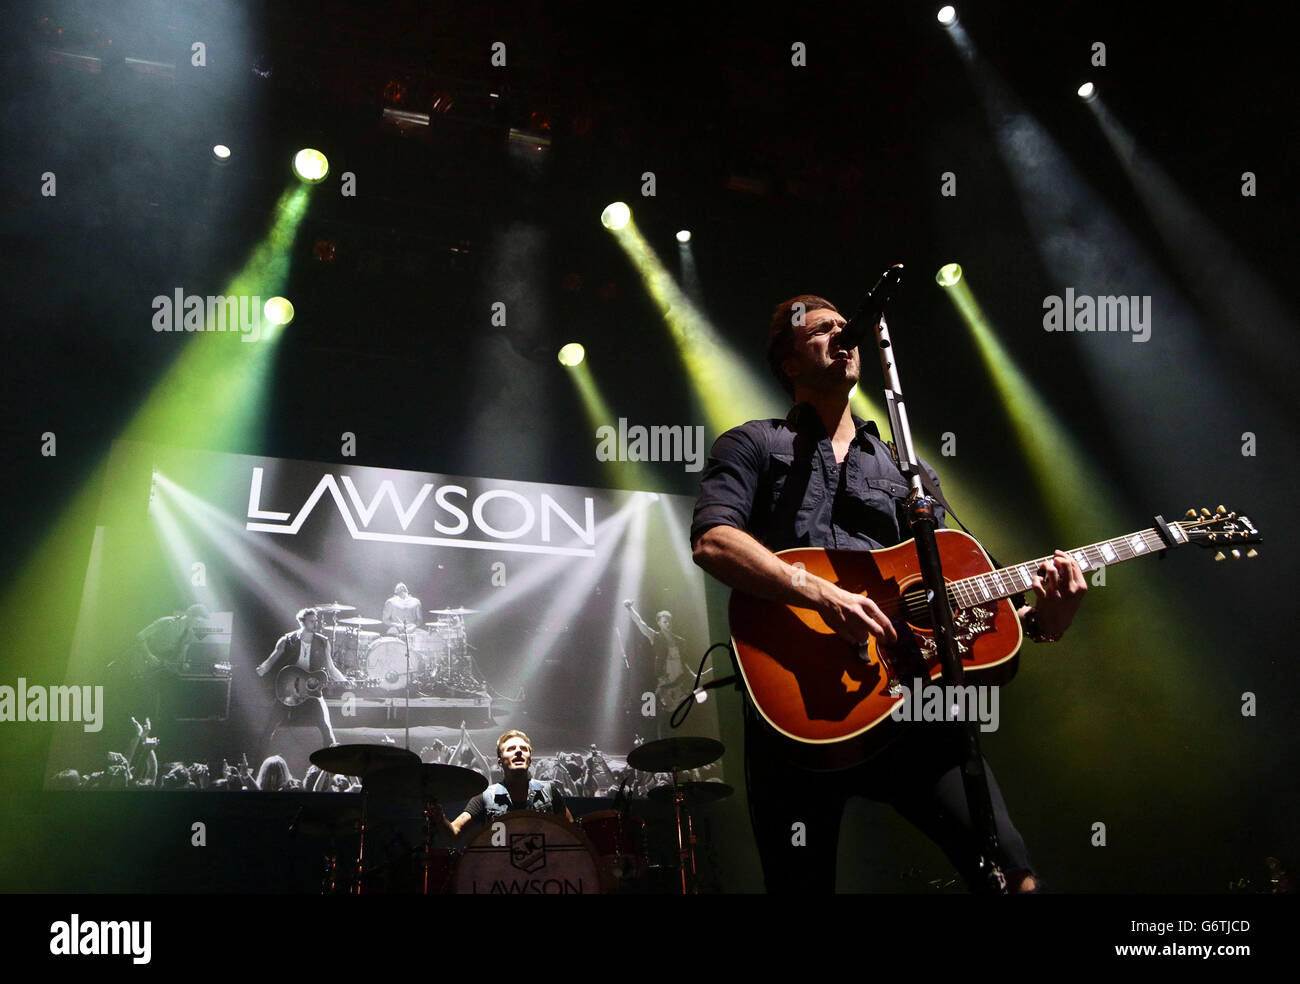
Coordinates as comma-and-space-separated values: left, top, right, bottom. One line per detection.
839, 264, 904, 351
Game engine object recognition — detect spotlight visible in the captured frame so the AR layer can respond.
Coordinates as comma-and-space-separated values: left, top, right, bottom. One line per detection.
211, 144, 232, 164
676, 230, 692, 243
292, 148, 329, 183
557, 342, 585, 366
937, 6, 958, 26
1077, 82, 1096, 101
935, 262, 963, 287
600, 202, 631, 230
264, 297, 295, 326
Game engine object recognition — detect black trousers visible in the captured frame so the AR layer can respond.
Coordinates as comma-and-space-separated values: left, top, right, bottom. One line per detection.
744, 705, 1034, 893
259, 697, 334, 759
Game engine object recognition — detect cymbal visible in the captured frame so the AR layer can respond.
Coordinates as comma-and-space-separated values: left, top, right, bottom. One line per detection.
364, 763, 487, 802
626, 737, 724, 773
313, 603, 357, 613
647, 781, 734, 808
429, 607, 478, 616
310, 743, 420, 777
338, 616, 384, 627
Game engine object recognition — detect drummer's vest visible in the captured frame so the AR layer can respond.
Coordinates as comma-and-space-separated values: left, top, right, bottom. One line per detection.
483, 780, 558, 821
281, 633, 328, 672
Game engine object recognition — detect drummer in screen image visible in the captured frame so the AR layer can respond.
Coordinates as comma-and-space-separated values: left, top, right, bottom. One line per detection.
382, 582, 423, 634
437, 730, 574, 838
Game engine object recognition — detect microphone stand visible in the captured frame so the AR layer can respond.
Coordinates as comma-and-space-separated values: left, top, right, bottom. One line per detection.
871, 308, 1008, 895
401, 618, 412, 752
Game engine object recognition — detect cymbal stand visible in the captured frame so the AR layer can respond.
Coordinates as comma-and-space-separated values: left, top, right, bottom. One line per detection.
422, 796, 439, 894
401, 619, 413, 751
323, 836, 339, 895
351, 790, 370, 894
669, 767, 698, 895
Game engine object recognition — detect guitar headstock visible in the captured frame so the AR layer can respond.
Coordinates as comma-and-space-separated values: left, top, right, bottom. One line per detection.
1179, 505, 1262, 560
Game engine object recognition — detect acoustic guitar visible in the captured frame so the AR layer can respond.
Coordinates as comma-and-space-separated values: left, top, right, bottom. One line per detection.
275, 664, 332, 706
729, 507, 1261, 770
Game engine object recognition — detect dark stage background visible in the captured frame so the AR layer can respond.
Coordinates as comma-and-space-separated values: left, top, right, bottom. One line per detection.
1, 0, 1296, 901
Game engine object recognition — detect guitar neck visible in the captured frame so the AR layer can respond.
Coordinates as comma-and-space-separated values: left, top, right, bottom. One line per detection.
949, 526, 1175, 608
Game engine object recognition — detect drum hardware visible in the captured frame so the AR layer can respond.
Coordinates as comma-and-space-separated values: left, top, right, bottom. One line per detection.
290, 804, 363, 895
359, 760, 489, 894
646, 781, 734, 808
578, 809, 650, 888
626, 737, 725, 895
310, 744, 420, 894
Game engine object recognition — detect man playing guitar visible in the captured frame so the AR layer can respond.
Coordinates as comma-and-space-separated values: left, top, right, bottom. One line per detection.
623, 601, 694, 727
691, 293, 1087, 893
256, 607, 348, 757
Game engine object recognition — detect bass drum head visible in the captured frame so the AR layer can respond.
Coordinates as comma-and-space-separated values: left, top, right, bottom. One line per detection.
454, 811, 602, 894
364, 636, 411, 691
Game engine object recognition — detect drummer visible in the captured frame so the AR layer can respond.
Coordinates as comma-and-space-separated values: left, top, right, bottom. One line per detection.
437, 730, 573, 839
382, 582, 423, 635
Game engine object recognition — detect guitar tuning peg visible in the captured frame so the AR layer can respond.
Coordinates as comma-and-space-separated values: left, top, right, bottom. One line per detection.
1186, 509, 1197, 519
1216, 505, 1227, 514
1213, 551, 1226, 562
1200, 508, 1212, 518
1247, 549, 1258, 559
1231, 549, 1241, 560
1209, 534, 1217, 541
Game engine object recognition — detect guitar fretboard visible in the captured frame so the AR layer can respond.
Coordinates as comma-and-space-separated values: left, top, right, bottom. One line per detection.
948, 525, 1182, 609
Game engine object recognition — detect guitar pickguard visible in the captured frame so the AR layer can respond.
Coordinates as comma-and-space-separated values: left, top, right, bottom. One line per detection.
914, 603, 999, 662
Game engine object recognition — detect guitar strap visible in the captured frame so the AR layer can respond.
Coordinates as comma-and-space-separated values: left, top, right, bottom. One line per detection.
885, 439, 1030, 611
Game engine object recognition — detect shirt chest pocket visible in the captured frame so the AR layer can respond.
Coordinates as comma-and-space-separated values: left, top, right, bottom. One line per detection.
845, 475, 910, 541
763, 451, 816, 508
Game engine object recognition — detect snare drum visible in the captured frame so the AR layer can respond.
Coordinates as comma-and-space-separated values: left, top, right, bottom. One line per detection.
454, 811, 602, 894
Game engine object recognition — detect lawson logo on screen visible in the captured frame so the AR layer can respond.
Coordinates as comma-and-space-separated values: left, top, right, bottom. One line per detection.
244, 468, 597, 557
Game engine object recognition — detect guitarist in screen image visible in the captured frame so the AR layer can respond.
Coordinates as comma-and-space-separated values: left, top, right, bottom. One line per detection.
691, 293, 1087, 894
255, 607, 348, 758
108, 603, 212, 723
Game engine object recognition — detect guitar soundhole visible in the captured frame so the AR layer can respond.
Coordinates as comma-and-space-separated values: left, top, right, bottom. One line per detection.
899, 586, 935, 629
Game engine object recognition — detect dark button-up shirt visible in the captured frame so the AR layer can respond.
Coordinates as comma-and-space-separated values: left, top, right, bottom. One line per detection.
691, 403, 945, 552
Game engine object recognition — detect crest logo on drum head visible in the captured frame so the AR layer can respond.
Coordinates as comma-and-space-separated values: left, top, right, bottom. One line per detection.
510, 833, 547, 873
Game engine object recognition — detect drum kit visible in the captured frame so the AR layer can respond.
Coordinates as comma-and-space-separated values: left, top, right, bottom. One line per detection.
299, 735, 733, 895
313, 602, 483, 696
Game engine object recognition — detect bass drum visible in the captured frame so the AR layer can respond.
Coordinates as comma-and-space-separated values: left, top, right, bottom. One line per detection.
364, 636, 414, 691
454, 811, 602, 894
